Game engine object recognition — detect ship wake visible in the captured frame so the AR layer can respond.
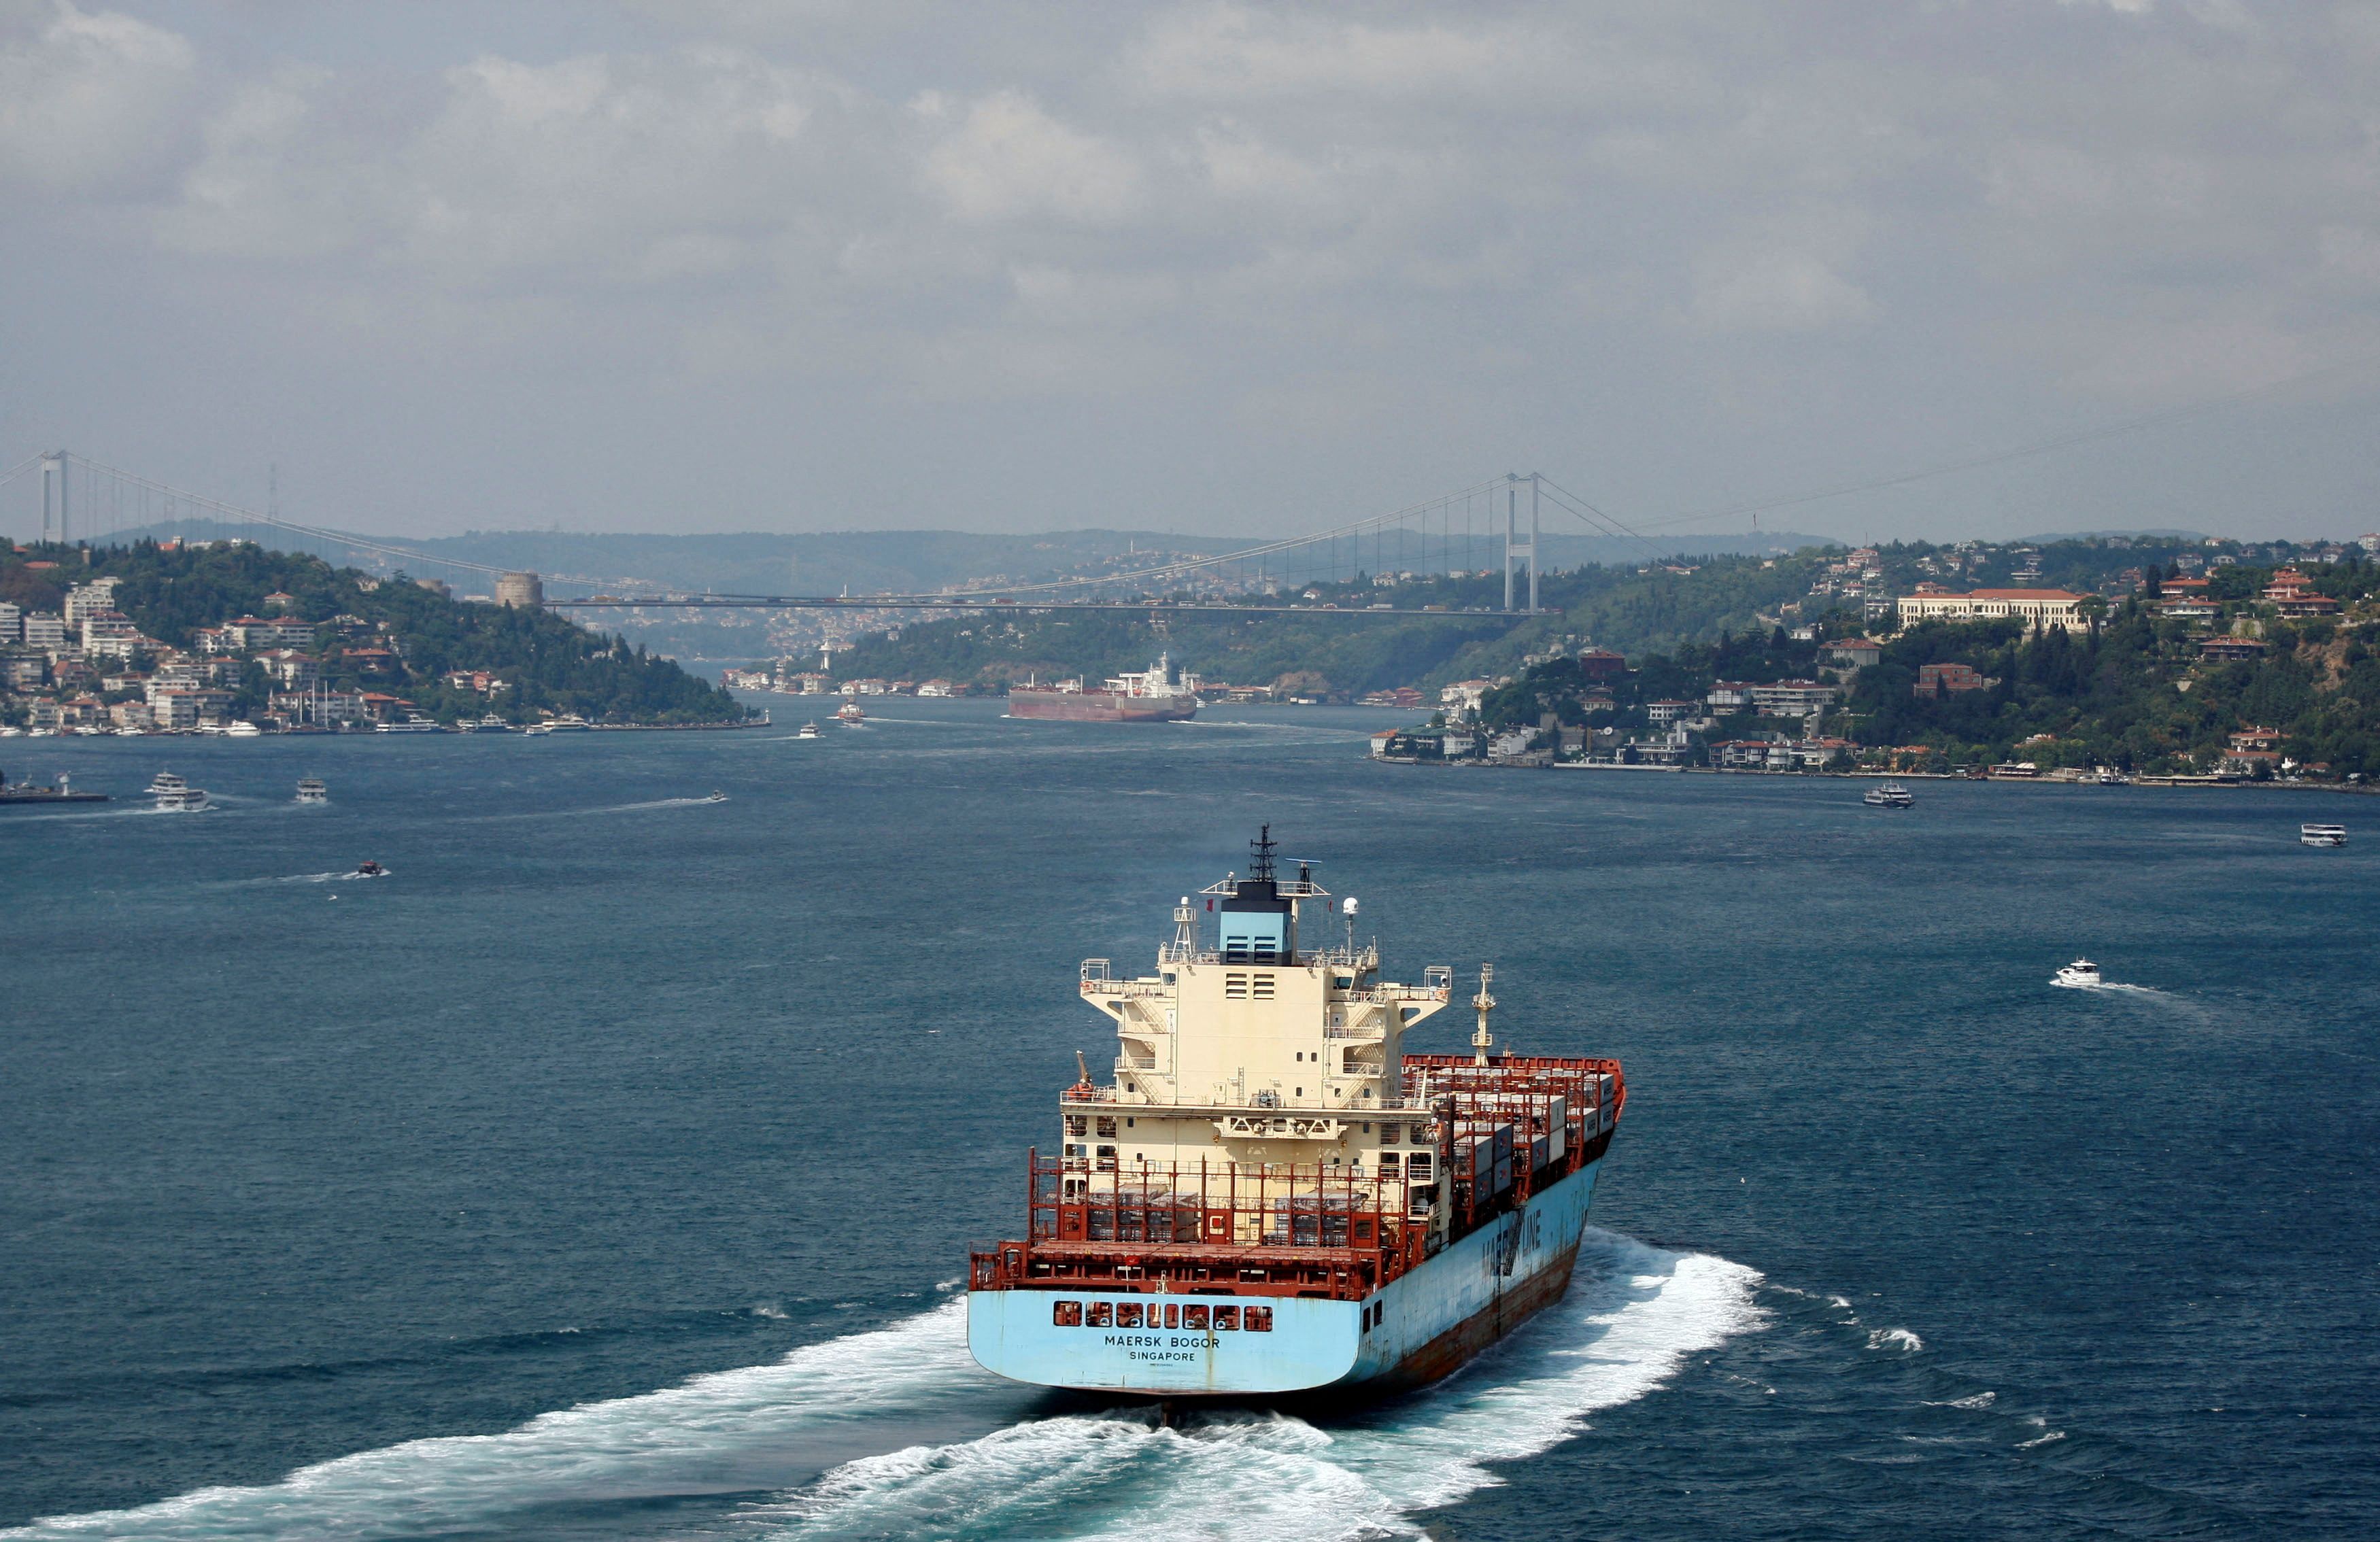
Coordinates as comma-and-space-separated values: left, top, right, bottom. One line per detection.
749, 1229, 1761, 1541
3, 1233, 1758, 1542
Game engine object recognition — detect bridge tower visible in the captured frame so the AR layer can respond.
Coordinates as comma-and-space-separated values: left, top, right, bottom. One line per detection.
1503, 472, 1539, 613
40, 451, 66, 545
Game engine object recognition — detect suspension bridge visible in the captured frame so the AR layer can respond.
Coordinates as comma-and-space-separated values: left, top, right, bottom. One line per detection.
1, 451, 1673, 619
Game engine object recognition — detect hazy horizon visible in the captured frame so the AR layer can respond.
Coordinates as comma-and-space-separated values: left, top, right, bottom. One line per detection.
8, 1, 2380, 545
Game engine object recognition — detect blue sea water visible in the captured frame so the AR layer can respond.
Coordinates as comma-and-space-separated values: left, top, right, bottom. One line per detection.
2, 702, 2375, 1540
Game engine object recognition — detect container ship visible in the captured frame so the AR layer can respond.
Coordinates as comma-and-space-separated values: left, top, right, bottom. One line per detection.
1005, 653, 1200, 723
967, 829, 1625, 1397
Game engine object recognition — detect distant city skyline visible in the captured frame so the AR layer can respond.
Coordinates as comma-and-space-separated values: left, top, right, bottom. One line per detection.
7, 1, 2380, 545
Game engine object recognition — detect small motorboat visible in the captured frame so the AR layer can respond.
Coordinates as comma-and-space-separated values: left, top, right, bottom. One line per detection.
798, 721, 821, 739
1863, 782, 1914, 807
296, 778, 328, 804
2301, 823, 2347, 848
836, 700, 864, 725
2052, 959, 2101, 989
704, 790, 728, 803
355, 860, 386, 877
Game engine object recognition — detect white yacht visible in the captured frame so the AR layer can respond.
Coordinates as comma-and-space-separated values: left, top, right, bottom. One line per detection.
798, 721, 821, 739
226, 720, 262, 737
296, 778, 328, 804
472, 714, 511, 733
2301, 823, 2347, 848
1863, 782, 1914, 807
149, 771, 209, 812
2052, 959, 2101, 989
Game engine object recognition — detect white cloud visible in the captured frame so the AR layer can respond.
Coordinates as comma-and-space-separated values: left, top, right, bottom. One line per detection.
0, 1, 195, 192
1690, 246, 1875, 334
1130, 3, 1534, 98
921, 90, 1142, 225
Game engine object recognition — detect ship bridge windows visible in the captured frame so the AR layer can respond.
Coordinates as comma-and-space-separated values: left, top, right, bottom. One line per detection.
1067, 1116, 1088, 1137
1095, 1116, 1118, 1138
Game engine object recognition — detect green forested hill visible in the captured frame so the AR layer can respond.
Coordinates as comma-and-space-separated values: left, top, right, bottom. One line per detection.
830, 551, 1844, 696
5, 541, 746, 725
1472, 562, 2380, 776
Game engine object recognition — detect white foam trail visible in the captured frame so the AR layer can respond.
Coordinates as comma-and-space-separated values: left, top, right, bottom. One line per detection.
1867, 1327, 1924, 1352
14, 1234, 1760, 1542
752, 1231, 1764, 1542
2050, 978, 2161, 994
3, 1301, 1004, 1541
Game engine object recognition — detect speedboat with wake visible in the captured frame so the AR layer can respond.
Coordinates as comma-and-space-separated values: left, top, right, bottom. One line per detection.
798, 721, 821, 739
355, 860, 386, 878
836, 700, 864, 725
2052, 959, 2101, 989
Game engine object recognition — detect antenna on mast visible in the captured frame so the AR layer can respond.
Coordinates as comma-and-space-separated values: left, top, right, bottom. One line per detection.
1249, 824, 1278, 883
1471, 964, 1497, 1065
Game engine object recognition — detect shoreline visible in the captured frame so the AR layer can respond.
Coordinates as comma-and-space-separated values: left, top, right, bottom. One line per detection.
1370, 756, 2372, 795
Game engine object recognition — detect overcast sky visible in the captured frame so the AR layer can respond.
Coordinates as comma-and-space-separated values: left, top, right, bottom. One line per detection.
5, 0, 2379, 544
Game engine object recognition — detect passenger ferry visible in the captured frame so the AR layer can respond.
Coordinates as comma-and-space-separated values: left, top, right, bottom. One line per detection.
836, 700, 865, 725
2301, 823, 2347, 848
967, 828, 1625, 1399
148, 771, 209, 812
1863, 782, 1914, 807
296, 778, 328, 804
798, 721, 821, 738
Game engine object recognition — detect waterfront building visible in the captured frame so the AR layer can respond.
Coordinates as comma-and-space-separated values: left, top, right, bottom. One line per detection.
1895, 587, 2091, 630
262, 651, 322, 689
80, 610, 143, 657
917, 679, 957, 697
1750, 680, 1836, 716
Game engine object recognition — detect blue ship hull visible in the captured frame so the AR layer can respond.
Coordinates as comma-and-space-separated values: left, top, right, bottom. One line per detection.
967, 1159, 1601, 1397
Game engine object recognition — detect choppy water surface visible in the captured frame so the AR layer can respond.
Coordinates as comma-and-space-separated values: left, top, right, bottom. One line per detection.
3, 703, 2375, 1539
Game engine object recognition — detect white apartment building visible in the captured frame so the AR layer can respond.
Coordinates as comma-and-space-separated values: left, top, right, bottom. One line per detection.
23, 614, 69, 651
0, 601, 20, 642
63, 577, 124, 625
1750, 680, 1837, 716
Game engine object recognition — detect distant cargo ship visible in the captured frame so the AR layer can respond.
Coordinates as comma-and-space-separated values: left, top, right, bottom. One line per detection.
967, 827, 1625, 1398
1006, 653, 1200, 722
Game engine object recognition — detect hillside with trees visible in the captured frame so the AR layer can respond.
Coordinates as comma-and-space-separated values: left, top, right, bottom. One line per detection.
3, 540, 747, 727
1468, 556, 2380, 777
